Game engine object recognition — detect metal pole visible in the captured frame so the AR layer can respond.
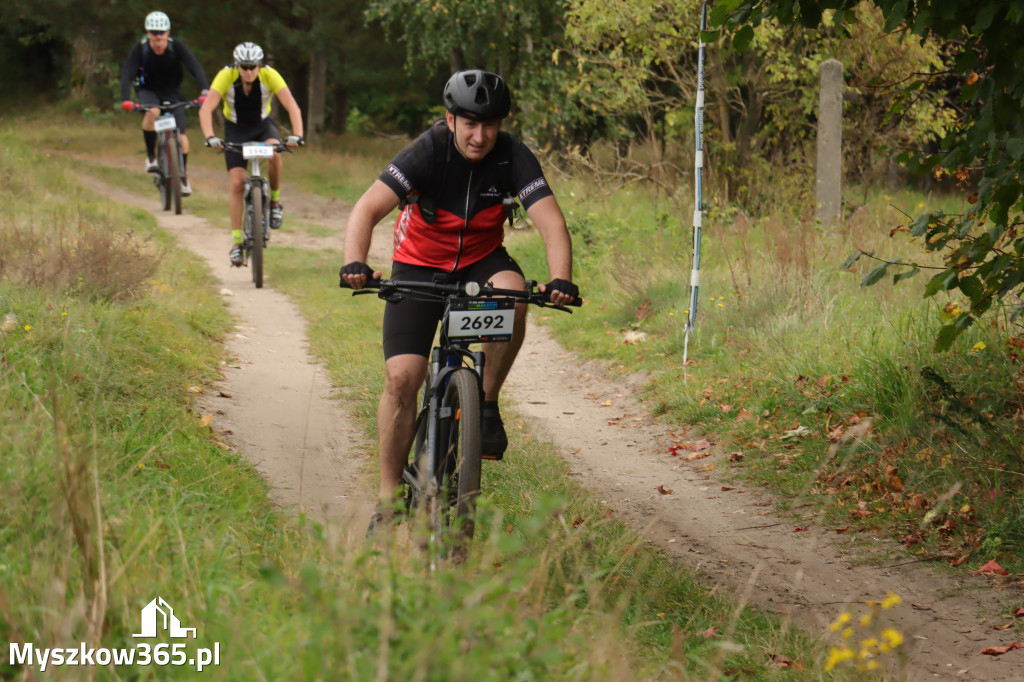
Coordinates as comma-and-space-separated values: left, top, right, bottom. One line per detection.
683, 1, 708, 376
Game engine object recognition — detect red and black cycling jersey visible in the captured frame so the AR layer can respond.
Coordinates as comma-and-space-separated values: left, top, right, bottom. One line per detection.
378, 119, 555, 271
119, 38, 208, 101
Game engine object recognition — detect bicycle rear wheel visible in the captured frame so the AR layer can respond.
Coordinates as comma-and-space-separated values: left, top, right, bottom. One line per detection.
250, 185, 264, 288
436, 367, 482, 561
167, 135, 182, 215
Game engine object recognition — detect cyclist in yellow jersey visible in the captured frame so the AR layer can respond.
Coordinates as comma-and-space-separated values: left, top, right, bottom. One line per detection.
199, 42, 304, 266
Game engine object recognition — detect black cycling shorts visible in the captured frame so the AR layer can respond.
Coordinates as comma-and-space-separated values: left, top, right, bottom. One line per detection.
382, 248, 525, 360
223, 119, 281, 171
137, 89, 187, 133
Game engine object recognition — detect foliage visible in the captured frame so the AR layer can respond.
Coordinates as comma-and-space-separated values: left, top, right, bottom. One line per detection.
712, 0, 1024, 350
562, 0, 954, 208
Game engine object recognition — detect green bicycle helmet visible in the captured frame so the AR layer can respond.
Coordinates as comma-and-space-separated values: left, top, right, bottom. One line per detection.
443, 70, 511, 121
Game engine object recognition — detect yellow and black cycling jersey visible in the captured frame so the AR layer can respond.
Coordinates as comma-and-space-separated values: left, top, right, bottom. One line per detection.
208, 65, 288, 125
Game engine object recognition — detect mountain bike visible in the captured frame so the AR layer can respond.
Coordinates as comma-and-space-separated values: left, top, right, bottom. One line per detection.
125, 98, 200, 215
219, 141, 291, 289
344, 276, 580, 565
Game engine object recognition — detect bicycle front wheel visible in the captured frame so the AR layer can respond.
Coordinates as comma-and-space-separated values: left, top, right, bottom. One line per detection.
436, 367, 482, 560
250, 184, 264, 288
158, 138, 171, 211
167, 135, 182, 215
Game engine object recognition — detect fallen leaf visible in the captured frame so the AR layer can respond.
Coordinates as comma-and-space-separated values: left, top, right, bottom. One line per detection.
728, 452, 744, 461
767, 653, 802, 669
601, 400, 613, 406
833, 526, 850, 534
697, 626, 719, 638
974, 560, 1009, 576
992, 623, 1015, 631
200, 414, 213, 427
692, 438, 713, 450
735, 409, 754, 421
668, 445, 683, 456
911, 603, 933, 611
218, 391, 233, 398
684, 451, 712, 462
793, 527, 808, 532
781, 425, 811, 440
573, 517, 585, 526
977, 642, 1023, 656
1014, 607, 1024, 618
721, 486, 735, 491
950, 553, 972, 567
826, 424, 845, 442
188, 385, 204, 394
656, 485, 674, 495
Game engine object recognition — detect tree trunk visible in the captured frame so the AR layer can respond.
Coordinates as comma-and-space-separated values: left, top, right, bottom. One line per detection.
308, 50, 327, 141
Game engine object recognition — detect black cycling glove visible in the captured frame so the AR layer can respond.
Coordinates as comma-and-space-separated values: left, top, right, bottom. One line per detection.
339, 261, 375, 287
545, 278, 579, 301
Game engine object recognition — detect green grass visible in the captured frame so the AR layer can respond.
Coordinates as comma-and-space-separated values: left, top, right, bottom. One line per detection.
514, 165, 1024, 576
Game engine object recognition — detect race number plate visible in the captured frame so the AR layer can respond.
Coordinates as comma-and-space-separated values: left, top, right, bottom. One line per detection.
242, 143, 275, 159
446, 297, 515, 343
154, 115, 177, 132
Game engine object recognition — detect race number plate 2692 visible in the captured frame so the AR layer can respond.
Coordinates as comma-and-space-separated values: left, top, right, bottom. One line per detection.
446, 298, 515, 343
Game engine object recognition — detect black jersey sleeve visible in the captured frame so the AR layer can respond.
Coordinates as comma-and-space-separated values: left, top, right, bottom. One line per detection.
120, 42, 144, 101
510, 139, 555, 210
378, 128, 436, 199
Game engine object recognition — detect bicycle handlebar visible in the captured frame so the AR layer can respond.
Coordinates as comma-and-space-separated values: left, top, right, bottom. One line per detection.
218, 141, 292, 154
122, 98, 203, 113
343, 277, 582, 311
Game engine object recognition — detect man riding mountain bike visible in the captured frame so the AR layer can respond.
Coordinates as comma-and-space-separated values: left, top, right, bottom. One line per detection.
199, 42, 304, 267
340, 69, 578, 532
119, 11, 208, 197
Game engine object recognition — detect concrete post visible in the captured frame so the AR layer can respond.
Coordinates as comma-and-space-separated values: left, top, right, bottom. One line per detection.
815, 58, 843, 226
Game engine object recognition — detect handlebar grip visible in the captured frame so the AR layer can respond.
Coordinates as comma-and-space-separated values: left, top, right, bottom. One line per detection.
339, 276, 382, 290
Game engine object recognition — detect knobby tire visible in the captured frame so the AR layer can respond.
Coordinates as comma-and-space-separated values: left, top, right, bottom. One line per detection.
158, 137, 171, 212
436, 367, 482, 562
168, 135, 182, 215
250, 185, 264, 288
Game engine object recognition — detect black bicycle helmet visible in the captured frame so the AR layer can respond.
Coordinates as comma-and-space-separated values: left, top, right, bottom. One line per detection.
443, 69, 511, 121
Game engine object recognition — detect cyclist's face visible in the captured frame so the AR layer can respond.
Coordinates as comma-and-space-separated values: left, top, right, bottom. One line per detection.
147, 30, 169, 52
447, 113, 501, 162
237, 64, 261, 84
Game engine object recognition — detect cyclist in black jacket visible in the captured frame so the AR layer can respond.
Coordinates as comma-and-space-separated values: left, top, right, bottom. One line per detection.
119, 11, 208, 196
341, 70, 578, 525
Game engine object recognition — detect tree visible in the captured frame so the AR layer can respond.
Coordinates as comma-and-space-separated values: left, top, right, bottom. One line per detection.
714, 0, 1024, 350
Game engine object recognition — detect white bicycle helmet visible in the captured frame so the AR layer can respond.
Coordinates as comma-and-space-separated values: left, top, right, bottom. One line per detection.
233, 42, 265, 67
144, 11, 171, 32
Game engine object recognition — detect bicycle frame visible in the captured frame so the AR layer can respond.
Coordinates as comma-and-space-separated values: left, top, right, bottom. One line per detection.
129, 99, 198, 215
221, 141, 287, 288
348, 276, 579, 564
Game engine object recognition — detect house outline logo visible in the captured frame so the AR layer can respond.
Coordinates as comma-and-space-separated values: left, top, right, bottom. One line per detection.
133, 597, 196, 639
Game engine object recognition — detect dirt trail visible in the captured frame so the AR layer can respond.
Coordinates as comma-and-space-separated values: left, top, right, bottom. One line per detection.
83, 156, 1021, 680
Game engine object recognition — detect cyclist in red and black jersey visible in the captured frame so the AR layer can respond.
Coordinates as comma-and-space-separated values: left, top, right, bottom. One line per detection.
341, 70, 578, 523
119, 11, 208, 195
